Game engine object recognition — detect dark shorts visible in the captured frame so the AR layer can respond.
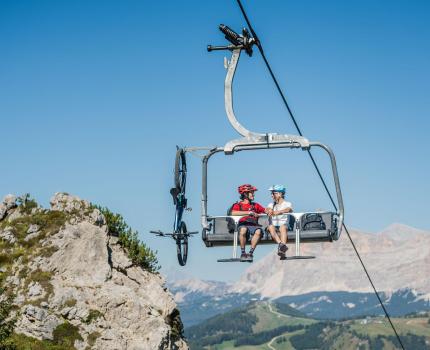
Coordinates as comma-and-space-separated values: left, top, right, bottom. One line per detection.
238, 225, 263, 236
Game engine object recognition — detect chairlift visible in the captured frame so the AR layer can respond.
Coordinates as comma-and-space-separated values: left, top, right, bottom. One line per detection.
152, 24, 344, 265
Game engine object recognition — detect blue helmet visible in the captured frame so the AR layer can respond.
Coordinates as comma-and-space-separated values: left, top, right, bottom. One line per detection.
268, 184, 286, 193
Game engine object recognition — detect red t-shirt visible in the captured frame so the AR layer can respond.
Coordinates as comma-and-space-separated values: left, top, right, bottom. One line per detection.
231, 201, 265, 225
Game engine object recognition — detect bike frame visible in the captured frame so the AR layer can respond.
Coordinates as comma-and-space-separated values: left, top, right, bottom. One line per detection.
173, 193, 186, 234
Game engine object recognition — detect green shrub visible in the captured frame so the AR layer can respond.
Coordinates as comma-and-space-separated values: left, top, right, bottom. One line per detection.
92, 205, 160, 273
9, 322, 82, 350
6, 210, 67, 247
63, 298, 77, 308
0, 288, 16, 349
86, 331, 101, 348
118, 229, 160, 272
16, 193, 38, 215
84, 309, 104, 324
92, 205, 127, 237
52, 322, 83, 347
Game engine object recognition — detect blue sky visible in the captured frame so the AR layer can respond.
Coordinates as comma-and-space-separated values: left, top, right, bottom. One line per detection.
1, 0, 429, 281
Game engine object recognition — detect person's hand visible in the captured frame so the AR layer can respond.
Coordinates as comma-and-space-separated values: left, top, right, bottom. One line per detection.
273, 210, 278, 216
249, 211, 258, 217
266, 208, 273, 216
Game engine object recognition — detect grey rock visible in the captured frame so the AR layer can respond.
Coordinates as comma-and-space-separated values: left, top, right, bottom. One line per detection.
27, 224, 40, 234
14, 294, 26, 305
25, 304, 47, 321
50, 192, 90, 213
75, 308, 89, 321
3, 194, 17, 210
25, 231, 41, 241
89, 208, 105, 226
109, 238, 133, 271
61, 306, 78, 319
0, 204, 7, 220
24, 224, 41, 242
28, 282, 44, 298
15, 305, 61, 340
0, 227, 16, 244
7, 208, 23, 222
49, 222, 111, 286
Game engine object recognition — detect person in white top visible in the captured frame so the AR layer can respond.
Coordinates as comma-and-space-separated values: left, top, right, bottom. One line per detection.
266, 185, 293, 259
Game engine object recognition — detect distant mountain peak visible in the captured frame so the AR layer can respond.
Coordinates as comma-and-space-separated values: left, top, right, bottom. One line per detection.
378, 223, 429, 239
232, 224, 430, 298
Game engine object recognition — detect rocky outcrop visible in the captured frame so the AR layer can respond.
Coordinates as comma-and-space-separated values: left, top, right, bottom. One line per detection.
0, 193, 188, 350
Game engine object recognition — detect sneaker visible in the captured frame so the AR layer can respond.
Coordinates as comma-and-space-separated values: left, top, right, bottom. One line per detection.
277, 243, 288, 259
240, 252, 248, 262
245, 253, 254, 262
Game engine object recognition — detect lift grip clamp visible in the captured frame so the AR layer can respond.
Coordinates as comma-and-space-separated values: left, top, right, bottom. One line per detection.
208, 24, 255, 56
219, 24, 242, 46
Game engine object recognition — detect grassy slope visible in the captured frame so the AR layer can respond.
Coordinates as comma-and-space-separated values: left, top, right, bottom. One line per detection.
250, 302, 315, 333
187, 301, 315, 350
187, 301, 430, 350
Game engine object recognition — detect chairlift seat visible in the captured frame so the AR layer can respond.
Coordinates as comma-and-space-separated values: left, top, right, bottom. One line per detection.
203, 212, 338, 247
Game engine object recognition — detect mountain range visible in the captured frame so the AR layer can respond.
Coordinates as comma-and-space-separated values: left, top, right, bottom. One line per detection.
167, 223, 430, 326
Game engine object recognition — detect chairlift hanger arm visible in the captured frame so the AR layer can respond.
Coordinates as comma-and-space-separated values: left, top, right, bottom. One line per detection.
209, 25, 311, 155
208, 25, 262, 139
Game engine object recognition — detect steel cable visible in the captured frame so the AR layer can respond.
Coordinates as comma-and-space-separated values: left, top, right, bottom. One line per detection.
235, 1, 406, 348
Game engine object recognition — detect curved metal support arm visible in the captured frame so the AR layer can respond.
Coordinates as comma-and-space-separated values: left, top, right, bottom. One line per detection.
201, 148, 223, 229
225, 49, 264, 138
309, 142, 344, 238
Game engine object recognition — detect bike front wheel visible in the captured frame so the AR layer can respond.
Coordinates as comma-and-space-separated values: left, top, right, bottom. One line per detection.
174, 148, 187, 193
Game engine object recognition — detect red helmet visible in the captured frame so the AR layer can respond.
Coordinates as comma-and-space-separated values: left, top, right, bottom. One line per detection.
238, 184, 258, 194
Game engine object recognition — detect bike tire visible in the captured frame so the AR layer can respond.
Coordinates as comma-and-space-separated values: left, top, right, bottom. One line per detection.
176, 221, 189, 266
174, 148, 187, 193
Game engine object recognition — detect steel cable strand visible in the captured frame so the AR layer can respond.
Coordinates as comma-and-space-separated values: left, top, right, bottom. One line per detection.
235, 1, 405, 348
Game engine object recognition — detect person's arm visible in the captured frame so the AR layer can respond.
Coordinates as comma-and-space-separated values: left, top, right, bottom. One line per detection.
264, 203, 273, 216
255, 203, 267, 216
231, 210, 254, 216
273, 203, 293, 215
273, 207, 292, 215
231, 203, 256, 216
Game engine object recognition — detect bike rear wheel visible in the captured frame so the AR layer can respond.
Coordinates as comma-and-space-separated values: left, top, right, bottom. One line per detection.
176, 221, 189, 266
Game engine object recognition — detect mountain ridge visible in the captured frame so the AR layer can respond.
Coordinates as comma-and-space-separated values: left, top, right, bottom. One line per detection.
167, 223, 429, 326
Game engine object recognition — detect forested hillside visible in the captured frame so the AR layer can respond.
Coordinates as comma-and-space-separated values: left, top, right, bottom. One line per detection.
186, 301, 430, 350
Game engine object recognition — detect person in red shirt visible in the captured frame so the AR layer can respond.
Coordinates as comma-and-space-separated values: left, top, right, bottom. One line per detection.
231, 184, 266, 262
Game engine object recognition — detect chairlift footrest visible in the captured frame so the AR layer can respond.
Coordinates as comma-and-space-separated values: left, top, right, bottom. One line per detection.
217, 258, 242, 263
282, 255, 315, 260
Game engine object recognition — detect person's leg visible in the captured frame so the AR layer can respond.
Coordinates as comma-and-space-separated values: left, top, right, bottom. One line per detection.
267, 225, 281, 244
249, 228, 262, 257
277, 224, 288, 259
239, 226, 247, 249
279, 224, 288, 244
239, 226, 248, 259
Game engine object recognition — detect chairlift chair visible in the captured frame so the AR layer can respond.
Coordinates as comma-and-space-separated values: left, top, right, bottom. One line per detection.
152, 24, 344, 265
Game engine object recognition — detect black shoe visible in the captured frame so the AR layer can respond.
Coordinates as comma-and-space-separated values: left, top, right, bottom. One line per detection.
277, 243, 288, 259
240, 252, 248, 262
